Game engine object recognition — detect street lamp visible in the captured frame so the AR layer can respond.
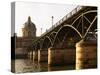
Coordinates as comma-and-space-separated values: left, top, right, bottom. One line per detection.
52, 16, 54, 29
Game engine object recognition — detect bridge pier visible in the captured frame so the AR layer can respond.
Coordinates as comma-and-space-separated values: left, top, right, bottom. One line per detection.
33, 50, 38, 61
28, 51, 32, 59
38, 49, 48, 62
48, 47, 75, 66
76, 40, 97, 70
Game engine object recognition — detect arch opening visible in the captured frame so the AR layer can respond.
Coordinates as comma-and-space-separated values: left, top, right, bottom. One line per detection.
53, 25, 82, 48
41, 36, 52, 49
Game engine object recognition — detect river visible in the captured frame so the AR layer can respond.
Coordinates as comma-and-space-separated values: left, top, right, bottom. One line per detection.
12, 59, 75, 73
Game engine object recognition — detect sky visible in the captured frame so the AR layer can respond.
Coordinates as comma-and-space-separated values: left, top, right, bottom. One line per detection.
15, 2, 77, 36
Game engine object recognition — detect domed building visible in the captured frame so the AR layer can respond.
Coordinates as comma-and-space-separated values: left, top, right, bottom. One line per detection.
22, 16, 36, 38
15, 16, 37, 58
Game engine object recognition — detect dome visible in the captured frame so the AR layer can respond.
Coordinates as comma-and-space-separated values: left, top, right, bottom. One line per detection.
24, 16, 36, 29
22, 16, 36, 37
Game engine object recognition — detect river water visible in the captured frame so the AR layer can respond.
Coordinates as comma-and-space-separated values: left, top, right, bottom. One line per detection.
12, 59, 75, 73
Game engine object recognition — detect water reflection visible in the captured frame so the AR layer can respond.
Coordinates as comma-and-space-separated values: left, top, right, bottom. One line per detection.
12, 59, 75, 73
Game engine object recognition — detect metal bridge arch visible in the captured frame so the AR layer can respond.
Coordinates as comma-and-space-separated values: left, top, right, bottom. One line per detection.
49, 31, 57, 43
53, 25, 82, 47
31, 8, 97, 49
71, 10, 97, 26
53, 10, 97, 47
71, 10, 97, 38
41, 36, 53, 49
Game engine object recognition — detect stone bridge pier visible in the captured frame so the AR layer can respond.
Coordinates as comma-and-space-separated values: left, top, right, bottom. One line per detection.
48, 47, 76, 66
33, 50, 38, 61
28, 50, 38, 61
28, 51, 33, 59
28, 38, 97, 70
38, 49, 48, 62
29, 48, 48, 62
76, 40, 97, 69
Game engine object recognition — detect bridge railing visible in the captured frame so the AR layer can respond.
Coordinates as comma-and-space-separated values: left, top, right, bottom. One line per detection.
40, 6, 84, 37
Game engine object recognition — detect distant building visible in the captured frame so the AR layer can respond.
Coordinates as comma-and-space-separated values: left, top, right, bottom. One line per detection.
22, 16, 36, 38
15, 16, 37, 58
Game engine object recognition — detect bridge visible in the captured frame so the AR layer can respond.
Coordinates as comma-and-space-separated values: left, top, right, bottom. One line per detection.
27, 6, 97, 69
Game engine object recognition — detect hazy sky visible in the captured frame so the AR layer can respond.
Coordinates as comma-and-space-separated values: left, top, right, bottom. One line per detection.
15, 2, 77, 36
